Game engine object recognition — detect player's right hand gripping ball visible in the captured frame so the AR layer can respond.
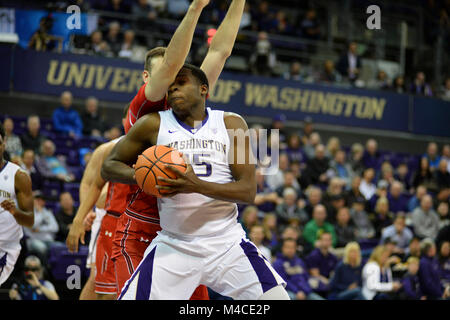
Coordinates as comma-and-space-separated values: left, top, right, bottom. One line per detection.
134, 145, 186, 197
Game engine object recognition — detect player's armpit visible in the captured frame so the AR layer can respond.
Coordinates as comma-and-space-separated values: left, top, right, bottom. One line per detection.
101, 113, 160, 184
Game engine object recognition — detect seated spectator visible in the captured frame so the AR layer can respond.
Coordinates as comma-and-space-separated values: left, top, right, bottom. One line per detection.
345, 176, 365, 208
285, 134, 305, 164
411, 194, 440, 240
262, 213, 279, 249
23, 191, 59, 261
270, 10, 293, 35
329, 150, 354, 188
412, 157, 438, 193
361, 245, 402, 299
167, 0, 189, 19
239, 205, 259, 236
408, 185, 427, 213
325, 194, 347, 225
118, 30, 145, 62
392, 75, 407, 94
303, 186, 323, 218
300, 116, 314, 146
437, 201, 450, 229
275, 171, 301, 198
81, 97, 106, 137
325, 137, 341, 160
404, 237, 422, 261
3, 118, 23, 160
36, 140, 75, 182
8, 255, 59, 300
401, 257, 426, 300
434, 159, 450, 202
249, 31, 277, 77
132, 0, 157, 31
359, 168, 377, 200
350, 197, 376, 240
283, 61, 308, 82
336, 41, 362, 83
418, 238, 447, 299
86, 30, 112, 57
349, 143, 365, 176
334, 207, 356, 249
104, 125, 122, 141
322, 178, 345, 214
329, 242, 365, 300
304, 144, 330, 186
302, 132, 321, 160
275, 187, 308, 230
304, 205, 337, 248
305, 232, 339, 296
249, 225, 272, 262
52, 91, 83, 138
20, 115, 47, 155
410, 71, 433, 96
272, 225, 309, 258
266, 153, 291, 191
368, 70, 391, 91
254, 169, 281, 213
372, 197, 394, 238
105, 21, 122, 57
272, 238, 325, 300
438, 241, 450, 287
368, 179, 389, 212
317, 60, 342, 84
54, 192, 77, 243
28, 15, 62, 53
362, 139, 381, 170
395, 162, 412, 192
20, 149, 43, 191
299, 8, 321, 40
424, 142, 441, 171
380, 215, 414, 255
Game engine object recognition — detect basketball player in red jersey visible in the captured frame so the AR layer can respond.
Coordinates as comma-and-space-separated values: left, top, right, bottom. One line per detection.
110, 0, 246, 298
67, 106, 130, 300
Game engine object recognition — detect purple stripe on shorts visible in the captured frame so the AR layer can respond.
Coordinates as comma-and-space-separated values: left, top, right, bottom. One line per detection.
239, 239, 278, 293
136, 246, 157, 300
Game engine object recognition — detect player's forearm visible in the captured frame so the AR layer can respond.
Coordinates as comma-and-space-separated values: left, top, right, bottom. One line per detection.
195, 179, 256, 204
101, 159, 136, 185
12, 209, 34, 228
209, 0, 245, 57
73, 183, 103, 224
162, 3, 204, 72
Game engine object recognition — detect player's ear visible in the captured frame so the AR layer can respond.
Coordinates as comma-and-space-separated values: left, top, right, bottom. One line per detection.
142, 70, 150, 83
200, 84, 208, 98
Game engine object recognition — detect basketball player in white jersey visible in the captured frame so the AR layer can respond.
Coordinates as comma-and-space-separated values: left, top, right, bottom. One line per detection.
0, 123, 34, 287
102, 64, 289, 300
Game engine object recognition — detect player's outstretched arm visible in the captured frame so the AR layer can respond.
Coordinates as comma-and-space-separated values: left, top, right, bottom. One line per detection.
201, 0, 245, 91
145, 0, 210, 102
0, 170, 34, 228
158, 112, 256, 204
66, 142, 113, 252
101, 114, 160, 184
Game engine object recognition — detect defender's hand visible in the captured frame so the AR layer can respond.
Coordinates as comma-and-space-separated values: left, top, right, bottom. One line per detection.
66, 217, 86, 253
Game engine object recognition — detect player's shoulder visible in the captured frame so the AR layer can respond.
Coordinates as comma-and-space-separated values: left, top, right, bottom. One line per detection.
223, 111, 248, 129
131, 112, 161, 133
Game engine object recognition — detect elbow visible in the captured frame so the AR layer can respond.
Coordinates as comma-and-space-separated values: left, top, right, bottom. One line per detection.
210, 47, 232, 60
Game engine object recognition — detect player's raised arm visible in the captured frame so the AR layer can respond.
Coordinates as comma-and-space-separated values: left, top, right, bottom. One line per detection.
158, 112, 256, 204
145, 0, 210, 102
200, 0, 245, 91
101, 114, 160, 185
1, 170, 34, 228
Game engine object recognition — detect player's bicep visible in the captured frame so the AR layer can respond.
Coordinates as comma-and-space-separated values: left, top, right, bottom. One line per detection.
200, 51, 227, 92
15, 170, 33, 213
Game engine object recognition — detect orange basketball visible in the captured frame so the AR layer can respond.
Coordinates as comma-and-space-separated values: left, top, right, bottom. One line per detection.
134, 145, 186, 197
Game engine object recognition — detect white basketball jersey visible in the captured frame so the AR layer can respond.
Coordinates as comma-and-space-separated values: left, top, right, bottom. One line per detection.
0, 161, 23, 245
156, 107, 238, 237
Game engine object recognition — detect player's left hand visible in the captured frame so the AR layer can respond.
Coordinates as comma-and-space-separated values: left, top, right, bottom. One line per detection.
156, 164, 201, 196
1, 199, 18, 216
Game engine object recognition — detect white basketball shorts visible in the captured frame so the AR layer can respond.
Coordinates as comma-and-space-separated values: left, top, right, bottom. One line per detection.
86, 207, 106, 268
0, 241, 21, 287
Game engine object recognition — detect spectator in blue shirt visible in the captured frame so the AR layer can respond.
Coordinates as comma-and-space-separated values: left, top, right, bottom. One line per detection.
52, 91, 83, 138
418, 238, 445, 299
407, 185, 427, 213
272, 238, 325, 300
329, 242, 365, 300
423, 142, 441, 170
380, 215, 413, 255
305, 232, 339, 296
401, 257, 426, 300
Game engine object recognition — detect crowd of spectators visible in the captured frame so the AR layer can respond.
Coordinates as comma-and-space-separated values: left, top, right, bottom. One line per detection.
236, 115, 450, 300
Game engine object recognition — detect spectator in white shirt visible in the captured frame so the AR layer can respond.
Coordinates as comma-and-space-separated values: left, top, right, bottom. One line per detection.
359, 168, 377, 200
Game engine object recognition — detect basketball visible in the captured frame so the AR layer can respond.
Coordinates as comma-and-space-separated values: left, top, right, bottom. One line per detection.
134, 145, 187, 197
